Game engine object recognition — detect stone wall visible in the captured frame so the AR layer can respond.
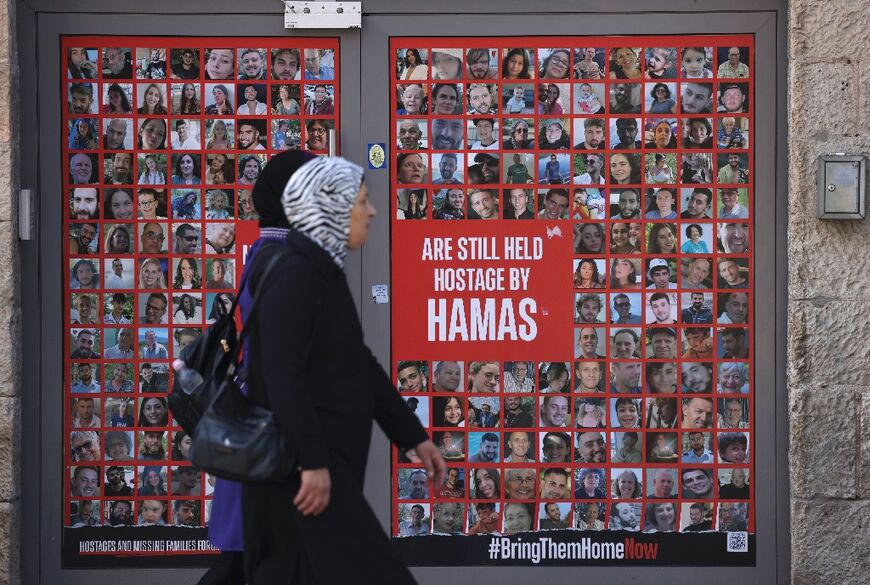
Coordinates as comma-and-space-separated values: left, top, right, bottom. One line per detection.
788, 0, 870, 583
0, 0, 18, 584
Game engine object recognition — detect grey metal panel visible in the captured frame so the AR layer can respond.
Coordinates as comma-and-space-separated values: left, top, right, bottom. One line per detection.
359, 10, 785, 585
27, 11, 360, 584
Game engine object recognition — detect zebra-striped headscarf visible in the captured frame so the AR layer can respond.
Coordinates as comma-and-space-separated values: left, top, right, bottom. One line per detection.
282, 156, 365, 268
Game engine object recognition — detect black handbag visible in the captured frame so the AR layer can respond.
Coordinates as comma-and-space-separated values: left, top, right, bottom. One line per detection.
172, 245, 298, 482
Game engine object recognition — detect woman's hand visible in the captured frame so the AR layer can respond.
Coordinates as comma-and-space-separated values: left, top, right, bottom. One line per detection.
409, 440, 447, 489
294, 468, 331, 516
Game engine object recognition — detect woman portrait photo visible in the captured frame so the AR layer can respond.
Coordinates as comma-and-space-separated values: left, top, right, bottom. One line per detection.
574, 223, 605, 254
396, 83, 425, 115
68, 118, 98, 150
171, 153, 201, 185
138, 396, 168, 427
139, 466, 167, 496
138, 258, 167, 289
205, 223, 236, 254
610, 222, 639, 254
644, 502, 676, 532
435, 396, 466, 427
171, 189, 200, 219
272, 84, 301, 114
104, 224, 132, 254
431, 48, 463, 80
172, 293, 201, 324
137, 154, 166, 185
204, 83, 234, 115
502, 48, 532, 80
397, 48, 428, 81
204, 48, 234, 80
473, 468, 501, 499
609, 153, 641, 184
101, 82, 133, 114
610, 47, 642, 79
137, 83, 168, 115
539, 48, 570, 79
647, 223, 678, 255
137, 118, 167, 150
173, 82, 201, 114
397, 189, 427, 220
172, 258, 201, 290
611, 469, 643, 499
646, 82, 677, 114
433, 188, 465, 220
206, 119, 234, 150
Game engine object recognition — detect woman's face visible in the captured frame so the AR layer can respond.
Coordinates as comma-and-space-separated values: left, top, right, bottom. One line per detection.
179, 155, 194, 176
182, 296, 193, 310
616, 48, 637, 68
77, 120, 90, 136
611, 223, 630, 247
654, 85, 668, 101
180, 260, 194, 282
504, 505, 531, 534
244, 86, 257, 101
440, 431, 453, 447
206, 49, 234, 79
443, 398, 462, 425
610, 154, 632, 183
184, 192, 197, 206
75, 264, 95, 286
656, 227, 676, 253
213, 87, 226, 104
111, 191, 134, 219
147, 470, 160, 486
579, 262, 594, 280
279, 85, 289, 99
108, 89, 122, 107
405, 50, 417, 65
689, 226, 701, 241
213, 224, 235, 248
583, 472, 599, 491
145, 156, 157, 171
434, 53, 461, 79
613, 258, 632, 280
219, 294, 233, 312
113, 365, 128, 381
142, 399, 164, 425
447, 189, 464, 210
472, 364, 499, 392
408, 192, 418, 206
139, 120, 166, 150
629, 222, 641, 242
617, 473, 636, 497
476, 470, 496, 498
183, 84, 195, 98
211, 155, 226, 170
580, 225, 603, 252
239, 191, 254, 214
69, 47, 87, 66
721, 368, 746, 392
111, 229, 129, 251
118, 401, 128, 415
654, 503, 675, 528
179, 434, 192, 459
211, 261, 225, 282
398, 155, 426, 183
654, 123, 672, 148
506, 53, 525, 78
144, 86, 160, 109
617, 403, 638, 428
142, 262, 161, 287
401, 85, 423, 114
544, 50, 569, 78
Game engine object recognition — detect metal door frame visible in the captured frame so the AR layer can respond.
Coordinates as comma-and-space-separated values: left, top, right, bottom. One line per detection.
358, 7, 787, 585
17, 5, 362, 583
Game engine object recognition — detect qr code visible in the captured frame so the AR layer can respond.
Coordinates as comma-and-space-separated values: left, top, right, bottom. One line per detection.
727, 531, 749, 552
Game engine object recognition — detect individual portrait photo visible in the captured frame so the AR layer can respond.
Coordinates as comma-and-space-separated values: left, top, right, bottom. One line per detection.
644, 502, 677, 533
538, 117, 570, 150
205, 189, 233, 220
680, 291, 714, 324
573, 223, 605, 255
643, 47, 676, 79
67, 46, 98, 79
236, 83, 268, 116
103, 292, 133, 325
397, 119, 427, 150
100, 258, 131, 290
503, 430, 535, 463
272, 119, 300, 151
304, 119, 331, 152
610, 468, 643, 500
237, 48, 267, 80
571, 47, 604, 79
538, 48, 570, 79
173, 500, 201, 527
203, 48, 234, 80
717, 432, 750, 464
502, 361, 534, 394
679, 361, 712, 394
431, 117, 464, 150
432, 502, 465, 535
204, 222, 236, 254
70, 396, 101, 428
717, 258, 750, 289
70, 465, 100, 498
205, 292, 234, 324
429, 48, 463, 80
538, 362, 570, 394
540, 468, 571, 500
574, 467, 605, 500
395, 83, 426, 116
717, 46, 750, 78
645, 82, 677, 114
70, 361, 100, 393
69, 259, 100, 291
135, 48, 167, 79
171, 466, 201, 496
646, 467, 677, 499
204, 258, 235, 289
433, 396, 466, 428
139, 363, 169, 392
718, 82, 749, 113
430, 82, 463, 115
537, 187, 570, 218
434, 432, 466, 464
609, 502, 641, 531
68, 153, 98, 185
610, 83, 641, 114
504, 468, 538, 501
169, 48, 200, 80
574, 326, 606, 360
681, 502, 713, 532
170, 292, 203, 325
609, 153, 642, 186
397, 468, 430, 500
609, 257, 642, 289
396, 503, 430, 537
680, 153, 713, 184
206, 153, 236, 185
573, 151, 607, 185
503, 395, 535, 429
679, 222, 714, 255
680, 257, 713, 290
574, 291, 606, 324
270, 84, 301, 117
205, 119, 236, 151
537, 83, 569, 115
611, 396, 642, 428
468, 118, 498, 150
396, 189, 427, 220
268, 48, 300, 81
644, 118, 679, 150
574, 361, 605, 393
537, 153, 569, 184
68, 222, 99, 255
465, 47, 497, 80
67, 82, 99, 114
683, 117, 714, 149
539, 502, 571, 530
396, 153, 428, 185
235, 119, 267, 151
573, 82, 606, 114
105, 432, 134, 462
136, 118, 168, 150
539, 395, 570, 428
718, 468, 751, 499
430, 360, 462, 392
69, 499, 100, 528
137, 465, 168, 497
169, 119, 202, 151
235, 154, 263, 186
718, 116, 750, 148
101, 46, 133, 79
302, 48, 335, 80
718, 187, 750, 219
137, 155, 168, 186
136, 82, 168, 115
502, 84, 533, 115
467, 188, 499, 220
173, 328, 201, 357
717, 221, 750, 254
681, 81, 713, 114
503, 153, 534, 185
575, 398, 606, 429
501, 118, 535, 151
396, 360, 428, 392
644, 292, 676, 325
573, 258, 606, 289
717, 397, 750, 430
105, 499, 133, 526
681, 431, 714, 464
100, 82, 133, 115
609, 117, 641, 150
572, 188, 607, 220
171, 223, 201, 255
611, 430, 643, 463
396, 48, 428, 81
681, 187, 714, 220
679, 46, 714, 79
104, 362, 135, 394
105, 397, 134, 428
647, 327, 678, 360
101, 223, 132, 256
501, 48, 534, 80
137, 328, 169, 360
467, 83, 498, 115
170, 189, 200, 220
103, 154, 134, 186
608, 291, 640, 324
68, 118, 99, 151
431, 188, 465, 220
540, 431, 571, 463
717, 153, 750, 184
137, 500, 168, 526
202, 83, 235, 116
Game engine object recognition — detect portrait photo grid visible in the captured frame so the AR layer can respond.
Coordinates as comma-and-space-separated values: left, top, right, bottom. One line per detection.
390, 37, 754, 542
63, 37, 339, 531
